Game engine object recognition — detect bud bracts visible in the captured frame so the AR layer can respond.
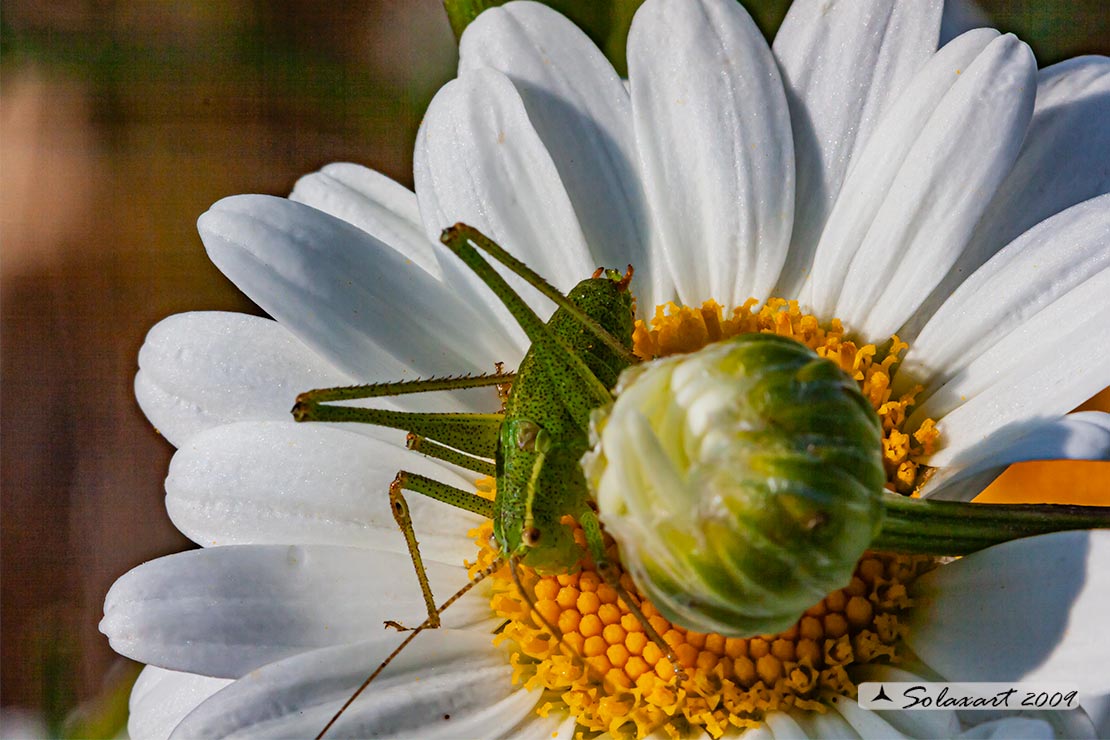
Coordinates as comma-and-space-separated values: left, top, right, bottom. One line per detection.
584, 334, 885, 636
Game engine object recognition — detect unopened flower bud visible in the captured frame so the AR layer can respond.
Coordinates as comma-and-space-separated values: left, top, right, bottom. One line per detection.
583, 333, 885, 637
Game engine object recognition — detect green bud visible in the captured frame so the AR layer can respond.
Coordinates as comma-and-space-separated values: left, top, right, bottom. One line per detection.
583, 334, 885, 637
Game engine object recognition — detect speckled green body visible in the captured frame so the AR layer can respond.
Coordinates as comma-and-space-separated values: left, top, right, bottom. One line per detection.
494, 276, 634, 573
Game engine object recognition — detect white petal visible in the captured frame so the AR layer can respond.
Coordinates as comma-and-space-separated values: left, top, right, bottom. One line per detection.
912, 269, 1110, 467
133, 312, 353, 448
171, 631, 533, 739
907, 530, 1110, 693
198, 194, 521, 380
1035, 708, 1099, 740
807, 28, 1000, 317
790, 707, 858, 738
772, 0, 943, 297
834, 34, 1037, 340
289, 162, 442, 279
458, 3, 661, 305
957, 710, 1096, 740
414, 66, 593, 318
957, 718, 1053, 739
1081, 693, 1110, 737
134, 311, 495, 447
100, 544, 488, 678
1002, 56, 1110, 234
830, 695, 908, 739
921, 466, 1006, 503
729, 721, 773, 739
165, 421, 485, 562
129, 666, 231, 740
907, 56, 1110, 336
762, 712, 808, 739
505, 713, 577, 740
628, 0, 794, 308
290, 162, 528, 364
921, 412, 1110, 500
899, 194, 1110, 401
0, 711, 47, 740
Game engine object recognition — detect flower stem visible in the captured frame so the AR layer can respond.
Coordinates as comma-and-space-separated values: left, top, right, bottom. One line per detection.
873, 491, 1110, 555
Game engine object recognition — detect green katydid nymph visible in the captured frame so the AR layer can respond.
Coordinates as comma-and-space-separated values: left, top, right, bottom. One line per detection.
293, 223, 679, 736
295, 223, 643, 585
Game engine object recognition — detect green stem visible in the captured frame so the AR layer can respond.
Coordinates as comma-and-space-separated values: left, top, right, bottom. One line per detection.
873, 491, 1110, 555
443, 0, 506, 40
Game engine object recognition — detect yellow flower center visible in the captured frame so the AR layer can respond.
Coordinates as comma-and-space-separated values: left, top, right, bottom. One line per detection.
471, 298, 941, 738
634, 298, 939, 495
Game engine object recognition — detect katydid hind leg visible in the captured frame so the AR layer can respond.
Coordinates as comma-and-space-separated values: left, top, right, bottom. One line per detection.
440, 225, 613, 416
316, 471, 496, 736
446, 223, 638, 367
294, 405, 503, 459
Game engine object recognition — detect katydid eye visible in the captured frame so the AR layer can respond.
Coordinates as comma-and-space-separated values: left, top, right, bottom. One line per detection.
522, 527, 541, 546
515, 420, 540, 451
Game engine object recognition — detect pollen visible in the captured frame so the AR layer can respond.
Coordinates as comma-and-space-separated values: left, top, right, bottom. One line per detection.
633, 299, 938, 494
470, 520, 934, 739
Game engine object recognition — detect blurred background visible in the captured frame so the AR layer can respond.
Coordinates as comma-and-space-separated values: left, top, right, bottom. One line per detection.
2, 0, 1107, 735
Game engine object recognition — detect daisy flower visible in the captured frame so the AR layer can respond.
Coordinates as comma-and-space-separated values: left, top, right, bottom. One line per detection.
102, 0, 1110, 737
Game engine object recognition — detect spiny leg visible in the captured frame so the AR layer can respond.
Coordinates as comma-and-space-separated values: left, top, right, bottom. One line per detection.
447, 223, 638, 367
387, 482, 438, 630
294, 372, 505, 627
296, 371, 513, 405
577, 507, 688, 683
385, 472, 494, 631
440, 226, 614, 428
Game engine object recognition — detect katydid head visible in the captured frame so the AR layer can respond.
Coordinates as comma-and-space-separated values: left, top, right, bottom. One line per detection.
493, 418, 585, 575
503, 515, 581, 575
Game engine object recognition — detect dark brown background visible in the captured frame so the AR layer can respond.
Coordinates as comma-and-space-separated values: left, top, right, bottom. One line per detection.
2, 0, 1108, 730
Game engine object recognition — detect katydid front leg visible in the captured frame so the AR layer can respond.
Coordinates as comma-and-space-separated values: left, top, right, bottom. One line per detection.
293, 373, 505, 631
386, 472, 493, 630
